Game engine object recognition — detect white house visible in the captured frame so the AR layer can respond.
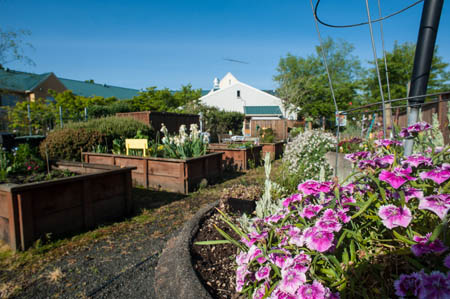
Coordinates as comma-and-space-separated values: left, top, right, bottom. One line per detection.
200, 73, 296, 135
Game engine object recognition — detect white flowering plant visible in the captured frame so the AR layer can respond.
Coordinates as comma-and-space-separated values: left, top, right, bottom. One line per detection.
159, 123, 209, 159
280, 130, 336, 192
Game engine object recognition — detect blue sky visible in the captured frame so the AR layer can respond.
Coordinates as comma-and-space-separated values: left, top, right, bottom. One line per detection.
1, 0, 449, 91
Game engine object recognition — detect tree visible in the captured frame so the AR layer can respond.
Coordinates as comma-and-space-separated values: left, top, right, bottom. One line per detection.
364, 41, 450, 104
0, 29, 34, 68
274, 37, 363, 120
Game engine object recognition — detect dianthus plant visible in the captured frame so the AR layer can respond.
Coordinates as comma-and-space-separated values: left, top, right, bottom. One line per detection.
282, 130, 336, 189
214, 121, 449, 298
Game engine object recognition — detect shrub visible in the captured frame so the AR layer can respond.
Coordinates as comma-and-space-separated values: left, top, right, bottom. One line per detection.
87, 101, 137, 118
202, 108, 244, 142
64, 116, 154, 148
40, 128, 104, 161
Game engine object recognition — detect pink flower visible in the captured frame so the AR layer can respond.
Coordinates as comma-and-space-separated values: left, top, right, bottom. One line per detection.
304, 227, 334, 252
300, 204, 323, 219
279, 268, 306, 295
379, 167, 416, 189
374, 155, 394, 168
255, 266, 271, 281
288, 226, 304, 247
253, 282, 269, 299
265, 214, 284, 223
269, 252, 291, 269
420, 164, 450, 185
374, 139, 402, 148
358, 159, 377, 170
337, 209, 351, 223
418, 194, 450, 219
248, 245, 267, 264
403, 187, 424, 202
292, 252, 311, 273
236, 264, 250, 292
402, 154, 432, 168
418, 271, 450, 299
411, 233, 448, 256
297, 280, 326, 299
399, 121, 431, 138
283, 193, 303, 207
344, 151, 371, 163
315, 217, 342, 233
378, 205, 412, 229
298, 181, 333, 196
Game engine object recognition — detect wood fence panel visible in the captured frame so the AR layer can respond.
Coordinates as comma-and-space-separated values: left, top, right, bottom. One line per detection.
250, 119, 302, 140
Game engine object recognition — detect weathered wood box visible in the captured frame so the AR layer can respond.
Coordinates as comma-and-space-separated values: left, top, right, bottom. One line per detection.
82, 152, 223, 194
0, 161, 134, 251
208, 144, 262, 171
261, 142, 285, 160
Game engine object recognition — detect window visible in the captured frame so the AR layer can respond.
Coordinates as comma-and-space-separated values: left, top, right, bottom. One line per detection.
237, 90, 241, 98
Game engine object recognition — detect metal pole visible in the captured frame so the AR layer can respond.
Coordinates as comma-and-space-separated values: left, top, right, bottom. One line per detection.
27, 104, 32, 136
404, 0, 444, 155
85, 107, 88, 121
59, 106, 63, 128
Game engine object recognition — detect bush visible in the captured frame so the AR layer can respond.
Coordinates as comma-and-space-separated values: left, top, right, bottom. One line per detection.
40, 128, 104, 161
64, 116, 154, 148
202, 108, 244, 142
87, 101, 137, 118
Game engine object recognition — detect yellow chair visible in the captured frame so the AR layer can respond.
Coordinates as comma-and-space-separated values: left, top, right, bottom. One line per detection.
125, 139, 148, 156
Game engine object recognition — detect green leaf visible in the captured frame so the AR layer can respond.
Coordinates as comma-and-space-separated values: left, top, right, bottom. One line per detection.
350, 240, 356, 262
429, 223, 445, 242
216, 208, 247, 239
393, 230, 416, 245
342, 249, 349, 265
351, 194, 376, 219
213, 225, 245, 250
194, 240, 231, 245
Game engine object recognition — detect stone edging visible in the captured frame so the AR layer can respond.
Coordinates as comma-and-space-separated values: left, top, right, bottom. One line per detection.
154, 201, 218, 299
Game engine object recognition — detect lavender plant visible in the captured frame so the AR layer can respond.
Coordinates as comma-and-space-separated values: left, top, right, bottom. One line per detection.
214, 121, 450, 298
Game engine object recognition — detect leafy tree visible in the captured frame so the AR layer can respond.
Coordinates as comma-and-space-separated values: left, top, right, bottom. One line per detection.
0, 29, 34, 67
7, 98, 53, 135
364, 41, 450, 104
274, 37, 363, 120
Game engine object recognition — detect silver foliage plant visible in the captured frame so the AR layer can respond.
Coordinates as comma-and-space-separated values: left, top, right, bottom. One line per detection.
283, 129, 336, 181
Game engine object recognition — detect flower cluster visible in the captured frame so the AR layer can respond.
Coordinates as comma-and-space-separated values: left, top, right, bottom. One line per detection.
219, 121, 450, 298
283, 130, 336, 182
159, 123, 209, 159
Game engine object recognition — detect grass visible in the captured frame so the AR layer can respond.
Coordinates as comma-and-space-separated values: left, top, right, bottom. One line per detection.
0, 161, 275, 298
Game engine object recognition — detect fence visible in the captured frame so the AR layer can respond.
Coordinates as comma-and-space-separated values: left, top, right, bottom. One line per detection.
115, 111, 200, 134
250, 119, 304, 140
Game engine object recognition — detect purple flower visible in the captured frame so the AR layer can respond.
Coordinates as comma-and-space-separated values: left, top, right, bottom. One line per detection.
300, 204, 323, 219
379, 167, 416, 189
402, 154, 433, 168
418, 194, 450, 219
394, 272, 423, 297
279, 268, 306, 295
420, 164, 450, 185
419, 271, 450, 299
374, 139, 402, 148
374, 155, 394, 168
304, 227, 334, 252
344, 151, 371, 163
411, 233, 448, 256
298, 180, 333, 196
378, 205, 412, 229
358, 159, 377, 170
399, 121, 431, 138
296, 280, 326, 299
444, 254, 450, 269
255, 266, 271, 281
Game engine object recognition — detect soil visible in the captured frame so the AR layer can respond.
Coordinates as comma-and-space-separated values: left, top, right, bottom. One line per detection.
0, 169, 76, 185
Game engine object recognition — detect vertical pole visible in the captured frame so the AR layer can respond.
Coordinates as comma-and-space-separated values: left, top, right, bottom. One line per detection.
84, 107, 88, 121
27, 104, 32, 136
59, 106, 63, 128
404, 0, 444, 155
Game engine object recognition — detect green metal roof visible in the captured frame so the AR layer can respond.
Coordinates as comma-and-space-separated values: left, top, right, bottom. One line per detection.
60, 78, 139, 100
244, 106, 282, 116
0, 69, 52, 92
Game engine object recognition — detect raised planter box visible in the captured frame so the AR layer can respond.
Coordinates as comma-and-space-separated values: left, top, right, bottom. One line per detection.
0, 161, 134, 251
208, 144, 262, 171
83, 152, 223, 194
261, 141, 285, 160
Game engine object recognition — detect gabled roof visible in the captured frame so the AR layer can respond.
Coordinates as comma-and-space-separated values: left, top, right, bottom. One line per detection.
59, 78, 139, 100
244, 106, 282, 116
0, 69, 53, 92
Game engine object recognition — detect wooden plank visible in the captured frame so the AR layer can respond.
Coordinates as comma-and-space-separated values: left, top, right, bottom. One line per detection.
83, 179, 94, 228
0, 191, 9, 218
148, 160, 182, 178
17, 192, 34, 250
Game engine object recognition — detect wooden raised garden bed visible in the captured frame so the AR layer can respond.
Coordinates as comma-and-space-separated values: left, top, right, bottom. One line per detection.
82, 152, 223, 194
261, 141, 285, 160
0, 161, 134, 251
208, 144, 262, 171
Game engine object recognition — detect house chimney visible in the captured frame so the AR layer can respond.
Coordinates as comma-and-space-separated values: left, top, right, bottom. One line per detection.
213, 77, 219, 91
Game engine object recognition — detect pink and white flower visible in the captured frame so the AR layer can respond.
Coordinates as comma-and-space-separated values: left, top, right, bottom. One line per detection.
304, 227, 334, 252
255, 266, 271, 281
279, 268, 306, 295
297, 280, 326, 299
379, 167, 416, 189
411, 233, 448, 257
378, 205, 412, 229
418, 194, 450, 219
420, 164, 450, 185
300, 204, 323, 219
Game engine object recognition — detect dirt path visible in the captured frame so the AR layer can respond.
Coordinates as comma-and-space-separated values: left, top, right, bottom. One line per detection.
0, 168, 266, 298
